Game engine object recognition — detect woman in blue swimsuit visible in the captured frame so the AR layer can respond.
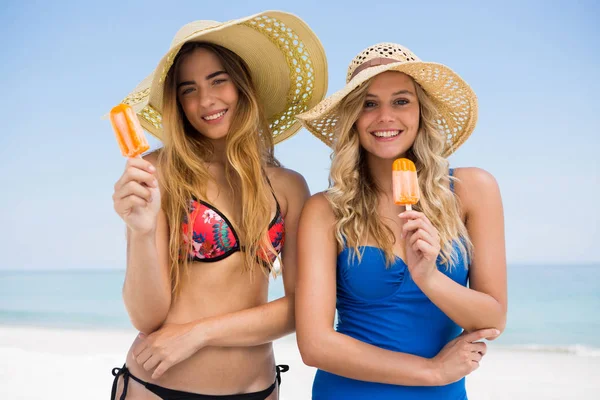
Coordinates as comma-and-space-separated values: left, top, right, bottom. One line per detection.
295, 42, 507, 399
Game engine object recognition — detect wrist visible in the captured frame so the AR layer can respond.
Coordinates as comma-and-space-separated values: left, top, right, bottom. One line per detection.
424, 357, 444, 386
412, 266, 442, 290
129, 228, 157, 241
192, 319, 214, 348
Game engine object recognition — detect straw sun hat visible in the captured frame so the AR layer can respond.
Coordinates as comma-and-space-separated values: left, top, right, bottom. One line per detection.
111, 10, 328, 144
296, 43, 478, 156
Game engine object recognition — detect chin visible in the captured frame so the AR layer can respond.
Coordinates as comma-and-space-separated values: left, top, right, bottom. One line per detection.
368, 146, 410, 160
195, 127, 229, 140
206, 132, 229, 141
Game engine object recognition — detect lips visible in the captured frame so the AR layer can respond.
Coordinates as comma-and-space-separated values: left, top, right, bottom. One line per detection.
370, 130, 402, 138
202, 109, 227, 121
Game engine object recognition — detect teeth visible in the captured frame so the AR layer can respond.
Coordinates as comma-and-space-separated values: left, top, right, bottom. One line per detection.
372, 130, 400, 138
203, 110, 226, 120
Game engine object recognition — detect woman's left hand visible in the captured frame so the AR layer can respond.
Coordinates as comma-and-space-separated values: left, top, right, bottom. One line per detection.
399, 210, 441, 286
132, 321, 206, 379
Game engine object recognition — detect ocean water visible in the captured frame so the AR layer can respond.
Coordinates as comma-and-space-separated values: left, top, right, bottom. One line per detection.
1, 265, 599, 356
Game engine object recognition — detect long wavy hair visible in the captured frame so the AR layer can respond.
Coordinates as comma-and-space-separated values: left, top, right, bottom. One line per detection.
156, 42, 280, 297
326, 72, 472, 269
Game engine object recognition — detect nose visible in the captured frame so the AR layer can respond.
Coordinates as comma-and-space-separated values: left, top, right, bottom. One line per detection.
198, 88, 216, 109
376, 103, 396, 123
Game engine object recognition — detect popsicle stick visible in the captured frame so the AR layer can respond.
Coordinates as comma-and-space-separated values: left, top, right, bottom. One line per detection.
405, 205, 412, 211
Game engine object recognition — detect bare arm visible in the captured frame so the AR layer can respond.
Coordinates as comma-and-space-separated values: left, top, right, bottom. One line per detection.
413, 167, 507, 333
115, 153, 172, 334
123, 214, 171, 334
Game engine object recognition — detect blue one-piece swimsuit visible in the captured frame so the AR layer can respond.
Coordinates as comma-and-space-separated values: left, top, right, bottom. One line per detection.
312, 169, 470, 400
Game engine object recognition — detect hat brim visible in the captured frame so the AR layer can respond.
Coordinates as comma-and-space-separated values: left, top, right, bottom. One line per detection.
296, 61, 478, 157
113, 11, 328, 145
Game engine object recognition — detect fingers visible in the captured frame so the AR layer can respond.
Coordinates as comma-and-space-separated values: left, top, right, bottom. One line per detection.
399, 210, 433, 225
132, 335, 147, 358
135, 347, 153, 366
126, 157, 156, 174
401, 214, 438, 241
113, 163, 158, 216
464, 342, 484, 373
408, 227, 437, 249
412, 239, 438, 260
471, 351, 483, 363
462, 328, 500, 342
152, 361, 172, 380
115, 166, 157, 192
470, 341, 487, 356
114, 195, 150, 215
114, 181, 153, 203
143, 354, 161, 372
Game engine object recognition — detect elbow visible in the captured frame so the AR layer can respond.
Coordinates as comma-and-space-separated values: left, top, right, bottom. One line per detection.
492, 301, 508, 335
285, 294, 297, 334
122, 291, 170, 335
126, 305, 168, 334
467, 303, 507, 338
296, 332, 325, 368
493, 313, 507, 337
130, 318, 163, 335
298, 342, 319, 367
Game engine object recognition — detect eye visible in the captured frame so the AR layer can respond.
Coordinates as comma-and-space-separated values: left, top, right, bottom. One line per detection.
181, 87, 195, 96
394, 98, 409, 105
364, 100, 377, 108
213, 79, 228, 86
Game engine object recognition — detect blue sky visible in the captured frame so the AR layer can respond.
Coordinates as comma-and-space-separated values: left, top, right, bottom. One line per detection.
0, 0, 598, 269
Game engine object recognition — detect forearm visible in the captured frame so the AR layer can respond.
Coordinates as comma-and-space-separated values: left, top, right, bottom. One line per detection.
300, 330, 438, 386
197, 295, 295, 348
123, 230, 171, 333
419, 270, 506, 332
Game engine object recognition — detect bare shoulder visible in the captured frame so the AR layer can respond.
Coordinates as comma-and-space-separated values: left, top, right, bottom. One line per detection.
301, 192, 336, 224
453, 167, 499, 192
452, 167, 502, 213
266, 166, 309, 193
265, 166, 310, 217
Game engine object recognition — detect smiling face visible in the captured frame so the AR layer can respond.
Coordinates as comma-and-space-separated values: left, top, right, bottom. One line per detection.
355, 71, 421, 161
175, 47, 239, 141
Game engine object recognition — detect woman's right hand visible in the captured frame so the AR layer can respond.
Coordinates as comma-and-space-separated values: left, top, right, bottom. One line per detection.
113, 157, 161, 234
430, 328, 499, 385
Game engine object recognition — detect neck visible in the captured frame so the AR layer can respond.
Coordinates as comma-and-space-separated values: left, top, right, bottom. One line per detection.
206, 137, 228, 164
365, 152, 407, 197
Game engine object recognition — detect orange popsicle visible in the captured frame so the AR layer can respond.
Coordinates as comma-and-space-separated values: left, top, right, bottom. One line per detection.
109, 103, 149, 157
392, 158, 419, 210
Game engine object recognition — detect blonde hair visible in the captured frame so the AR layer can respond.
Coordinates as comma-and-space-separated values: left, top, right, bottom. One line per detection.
157, 42, 280, 297
327, 73, 472, 269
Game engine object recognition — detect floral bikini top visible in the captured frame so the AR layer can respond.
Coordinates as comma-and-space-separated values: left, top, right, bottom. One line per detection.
181, 183, 285, 264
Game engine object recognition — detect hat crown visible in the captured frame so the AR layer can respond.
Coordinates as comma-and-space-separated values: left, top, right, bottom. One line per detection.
346, 43, 421, 83
170, 20, 222, 47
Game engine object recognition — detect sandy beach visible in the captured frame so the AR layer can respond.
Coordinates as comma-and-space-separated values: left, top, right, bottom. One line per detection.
0, 326, 598, 399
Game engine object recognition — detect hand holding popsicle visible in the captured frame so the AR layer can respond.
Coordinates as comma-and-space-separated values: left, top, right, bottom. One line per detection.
110, 104, 161, 233
394, 158, 440, 284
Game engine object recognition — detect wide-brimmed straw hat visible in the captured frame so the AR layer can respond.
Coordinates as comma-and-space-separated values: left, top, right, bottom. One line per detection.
296, 42, 477, 156
109, 10, 328, 144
